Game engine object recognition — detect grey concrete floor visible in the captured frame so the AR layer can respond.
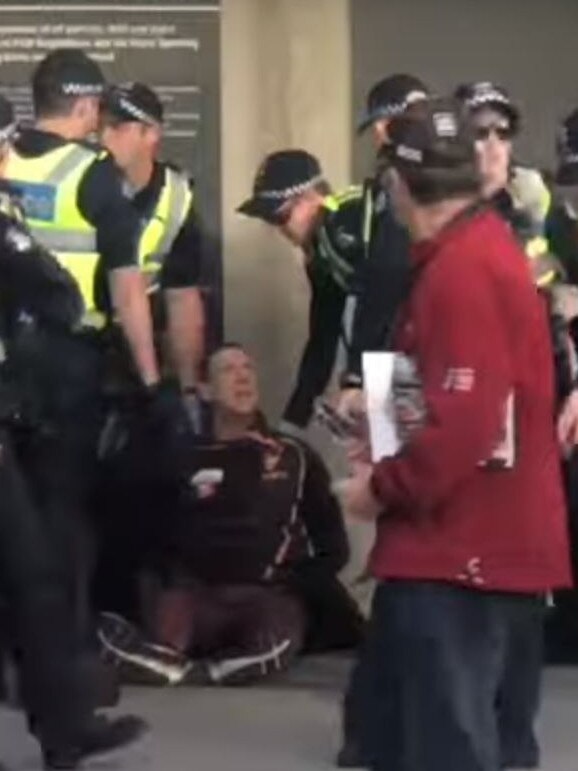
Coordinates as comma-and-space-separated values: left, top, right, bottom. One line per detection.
1, 658, 578, 770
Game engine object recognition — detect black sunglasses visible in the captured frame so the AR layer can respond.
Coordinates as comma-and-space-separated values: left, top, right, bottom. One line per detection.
474, 124, 513, 141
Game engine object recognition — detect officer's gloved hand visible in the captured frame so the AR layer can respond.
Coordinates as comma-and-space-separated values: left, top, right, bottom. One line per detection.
142, 379, 188, 429
137, 380, 196, 478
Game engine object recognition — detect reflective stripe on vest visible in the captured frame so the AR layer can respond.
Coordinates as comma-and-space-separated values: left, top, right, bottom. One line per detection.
5, 144, 99, 312
526, 238, 559, 288
317, 191, 359, 291
138, 167, 192, 279
362, 183, 373, 258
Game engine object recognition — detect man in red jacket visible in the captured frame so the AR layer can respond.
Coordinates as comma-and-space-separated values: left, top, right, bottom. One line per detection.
341, 97, 571, 771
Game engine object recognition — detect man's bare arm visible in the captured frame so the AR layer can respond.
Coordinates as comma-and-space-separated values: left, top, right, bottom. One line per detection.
165, 286, 205, 391
109, 266, 160, 386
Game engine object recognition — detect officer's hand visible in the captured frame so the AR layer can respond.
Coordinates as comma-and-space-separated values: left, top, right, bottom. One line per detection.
333, 462, 382, 522
142, 380, 191, 437
335, 387, 365, 421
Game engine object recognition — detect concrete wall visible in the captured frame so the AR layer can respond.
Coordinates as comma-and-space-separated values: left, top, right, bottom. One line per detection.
219, 0, 377, 601
220, 0, 351, 420
351, 0, 578, 180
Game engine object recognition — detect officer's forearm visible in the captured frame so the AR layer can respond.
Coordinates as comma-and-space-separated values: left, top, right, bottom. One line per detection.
165, 286, 205, 390
109, 267, 160, 386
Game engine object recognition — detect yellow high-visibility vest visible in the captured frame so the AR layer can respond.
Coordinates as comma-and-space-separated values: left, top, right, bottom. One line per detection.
137, 165, 193, 291
5, 143, 100, 314
509, 166, 558, 288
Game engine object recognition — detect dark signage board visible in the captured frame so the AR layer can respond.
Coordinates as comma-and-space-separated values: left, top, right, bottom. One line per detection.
0, 0, 222, 339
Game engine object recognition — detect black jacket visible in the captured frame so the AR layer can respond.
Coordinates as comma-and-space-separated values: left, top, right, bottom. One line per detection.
0, 188, 82, 334
283, 192, 365, 427
344, 180, 412, 382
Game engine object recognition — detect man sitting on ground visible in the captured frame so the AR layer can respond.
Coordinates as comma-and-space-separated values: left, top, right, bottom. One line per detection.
98, 344, 362, 685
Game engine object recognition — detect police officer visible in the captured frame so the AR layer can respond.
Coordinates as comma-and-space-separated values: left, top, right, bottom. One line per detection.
340, 74, 429, 397
4, 50, 185, 639
455, 81, 557, 282
98, 82, 205, 394
237, 149, 364, 433
0, 93, 145, 770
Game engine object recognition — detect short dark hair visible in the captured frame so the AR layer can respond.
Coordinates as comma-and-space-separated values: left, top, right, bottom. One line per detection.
202, 342, 247, 381
32, 49, 104, 118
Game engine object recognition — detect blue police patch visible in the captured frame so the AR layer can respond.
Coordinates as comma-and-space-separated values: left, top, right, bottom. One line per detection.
9, 182, 56, 222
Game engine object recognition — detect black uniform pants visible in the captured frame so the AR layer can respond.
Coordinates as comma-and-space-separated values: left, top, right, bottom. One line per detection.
13, 329, 105, 641
0, 426, 90, 745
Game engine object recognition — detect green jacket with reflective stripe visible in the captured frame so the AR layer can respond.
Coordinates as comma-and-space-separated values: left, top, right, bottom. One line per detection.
309, 186, 365, 293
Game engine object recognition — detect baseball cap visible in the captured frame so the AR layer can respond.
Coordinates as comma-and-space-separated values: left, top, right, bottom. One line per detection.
454, 81, 521, 134
0, 94, 16, 145
101, 82, 164, 126
556, 109, 578, 186
237, 150, 325, 223
357, 73, 429, 134
33, 49, 106, 97
381, 96, 476, 171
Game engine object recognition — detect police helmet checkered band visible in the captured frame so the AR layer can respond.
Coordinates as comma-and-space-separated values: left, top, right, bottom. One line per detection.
61, 82, 104, 96
469, 82, 509, 108
404, 89, 428, 107
118, 95, 158, 126
257, 173, 325, 200
375, 89, 428, 121
433, 111, 458, 138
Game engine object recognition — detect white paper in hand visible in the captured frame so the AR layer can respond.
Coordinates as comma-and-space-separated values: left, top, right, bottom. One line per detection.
362, 352, 400, 462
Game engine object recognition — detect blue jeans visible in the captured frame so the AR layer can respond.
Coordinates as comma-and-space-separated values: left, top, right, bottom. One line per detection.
354, 581, 543, 771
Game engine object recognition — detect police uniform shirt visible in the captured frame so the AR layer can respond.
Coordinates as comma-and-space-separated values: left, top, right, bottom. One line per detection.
11, 128, 142, 310
126, 161, 201, 290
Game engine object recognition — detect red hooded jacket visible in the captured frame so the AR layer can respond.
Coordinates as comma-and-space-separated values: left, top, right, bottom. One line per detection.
370, 205, 571, 592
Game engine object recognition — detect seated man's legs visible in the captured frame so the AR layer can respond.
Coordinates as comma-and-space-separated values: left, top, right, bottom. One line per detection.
106, 578, 306, 686
205, 585, 305, 684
